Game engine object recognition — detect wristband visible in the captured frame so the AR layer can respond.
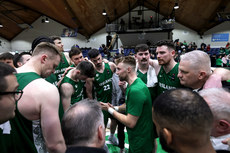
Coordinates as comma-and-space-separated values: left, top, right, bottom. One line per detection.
108, 107, 115, 115
114, 106, 119, 111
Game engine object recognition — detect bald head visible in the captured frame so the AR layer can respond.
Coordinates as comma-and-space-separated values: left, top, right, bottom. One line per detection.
61, 99, 104, 147
200, 88, 230, 137
178, 50, 212, 89
180, 50, 211, 75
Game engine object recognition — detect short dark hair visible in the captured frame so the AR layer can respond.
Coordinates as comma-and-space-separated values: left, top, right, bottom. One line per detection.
69, 47, 82, 59
153, 88, 213, 134
49, 36, 61, 42
76, 61, 96, 78
0, 62, 16, 92
31, 36, 54, 52
156, 39, 175, 51
135, 44, 149, 54
13, 52, 31, 68
61, 99, 104, 146
88, 49, 100, 59
0, 52, 14, 60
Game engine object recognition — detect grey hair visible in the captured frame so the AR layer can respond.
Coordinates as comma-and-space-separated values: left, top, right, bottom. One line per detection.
199, 88, 230, 122
61, 99, 104, 146
180, 50, 212, 76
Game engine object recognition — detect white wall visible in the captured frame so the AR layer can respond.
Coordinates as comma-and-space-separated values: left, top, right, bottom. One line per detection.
10, 17, 118, 52
0, 37, 11, 53
172, 22, 200, 45
202, 21, 230, 48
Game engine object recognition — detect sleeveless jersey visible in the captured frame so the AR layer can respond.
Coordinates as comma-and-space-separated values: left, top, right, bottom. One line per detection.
93, 63, 113, 103
137, 69, 157, 101
10, 72, 48, 153
61, 76, 85, 104
157, 63, 183, 95
46, 52, 70, 86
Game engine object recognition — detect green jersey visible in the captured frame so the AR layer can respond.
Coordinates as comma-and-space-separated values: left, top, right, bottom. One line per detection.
10, 72, 47, 153
61, 76, 85, 104
137, 69, 157, 101
126, 78, 155, 153
93, 63, 113, 126
157, 63, 182, 95
93, 63, 113, 103
46, 52, 70, 86
216, 58, 223, 66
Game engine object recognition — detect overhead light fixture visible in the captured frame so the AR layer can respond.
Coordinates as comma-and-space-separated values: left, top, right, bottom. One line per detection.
174, 2, 179, 9
45, 17, 49, 23
102, 9, 107, 16
0, 22, 3, 28
41, 17, 49, 23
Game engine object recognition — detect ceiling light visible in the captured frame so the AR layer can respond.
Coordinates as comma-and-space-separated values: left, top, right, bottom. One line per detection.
174, 3, 179, 9
102, 9, 107, 16
45, 18, 49, 23
0, 22, 3, 28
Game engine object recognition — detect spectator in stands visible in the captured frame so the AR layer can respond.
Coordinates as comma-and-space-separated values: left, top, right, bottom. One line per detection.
192, 42, 197, 50
153, 88, 216, 153
120, 19, 125, 32
200, 88, 230, 151
216, 55, 223, 67
206, 44, 211, 52
183, 40, 187, 47
187, 44, 193, 52
0, 52, 15, 68
226, 42, 230, 49
62, 99, 106, 153
13, 52, 31, 68
200, 42, 207, 51
222, 54, 228, 67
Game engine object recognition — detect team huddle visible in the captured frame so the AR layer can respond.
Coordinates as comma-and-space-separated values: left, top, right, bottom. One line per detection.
0, 37, 230, 153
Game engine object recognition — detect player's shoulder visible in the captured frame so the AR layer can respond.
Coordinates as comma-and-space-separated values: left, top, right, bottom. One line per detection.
27, 78, 58, 93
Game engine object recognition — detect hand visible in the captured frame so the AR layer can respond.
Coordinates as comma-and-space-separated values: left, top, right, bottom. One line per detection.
222, 137, 230, 146
63, 67, 74, 77
108, 103, 114, 108
100, 102, 110, 111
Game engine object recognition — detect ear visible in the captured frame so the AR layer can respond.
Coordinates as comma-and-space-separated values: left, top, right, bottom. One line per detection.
163, 128, 172, 145
41, 54, 48, 64
171, 50, 176, 57
217, 120, 230, 132
127, 66, 132, 73
198, 71, 206, 80
17, 62, 23, 67
97, 125, 105, 146
76, 69, 81, 75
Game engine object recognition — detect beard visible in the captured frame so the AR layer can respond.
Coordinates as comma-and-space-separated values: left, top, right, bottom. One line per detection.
96, 63, 102, 68
159, 131, 176, 153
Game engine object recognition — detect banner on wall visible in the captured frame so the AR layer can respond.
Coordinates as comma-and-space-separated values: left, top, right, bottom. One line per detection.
211, 33, 229, 42
61, 28, 78, 37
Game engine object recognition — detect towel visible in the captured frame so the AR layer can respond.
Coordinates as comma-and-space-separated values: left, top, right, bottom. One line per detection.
136, 63, 158, 87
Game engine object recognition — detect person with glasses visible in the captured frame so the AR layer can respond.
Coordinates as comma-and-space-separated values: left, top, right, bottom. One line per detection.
0, 62, 21, 123
0, 62, 21, 153
9, 42, 66, 153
